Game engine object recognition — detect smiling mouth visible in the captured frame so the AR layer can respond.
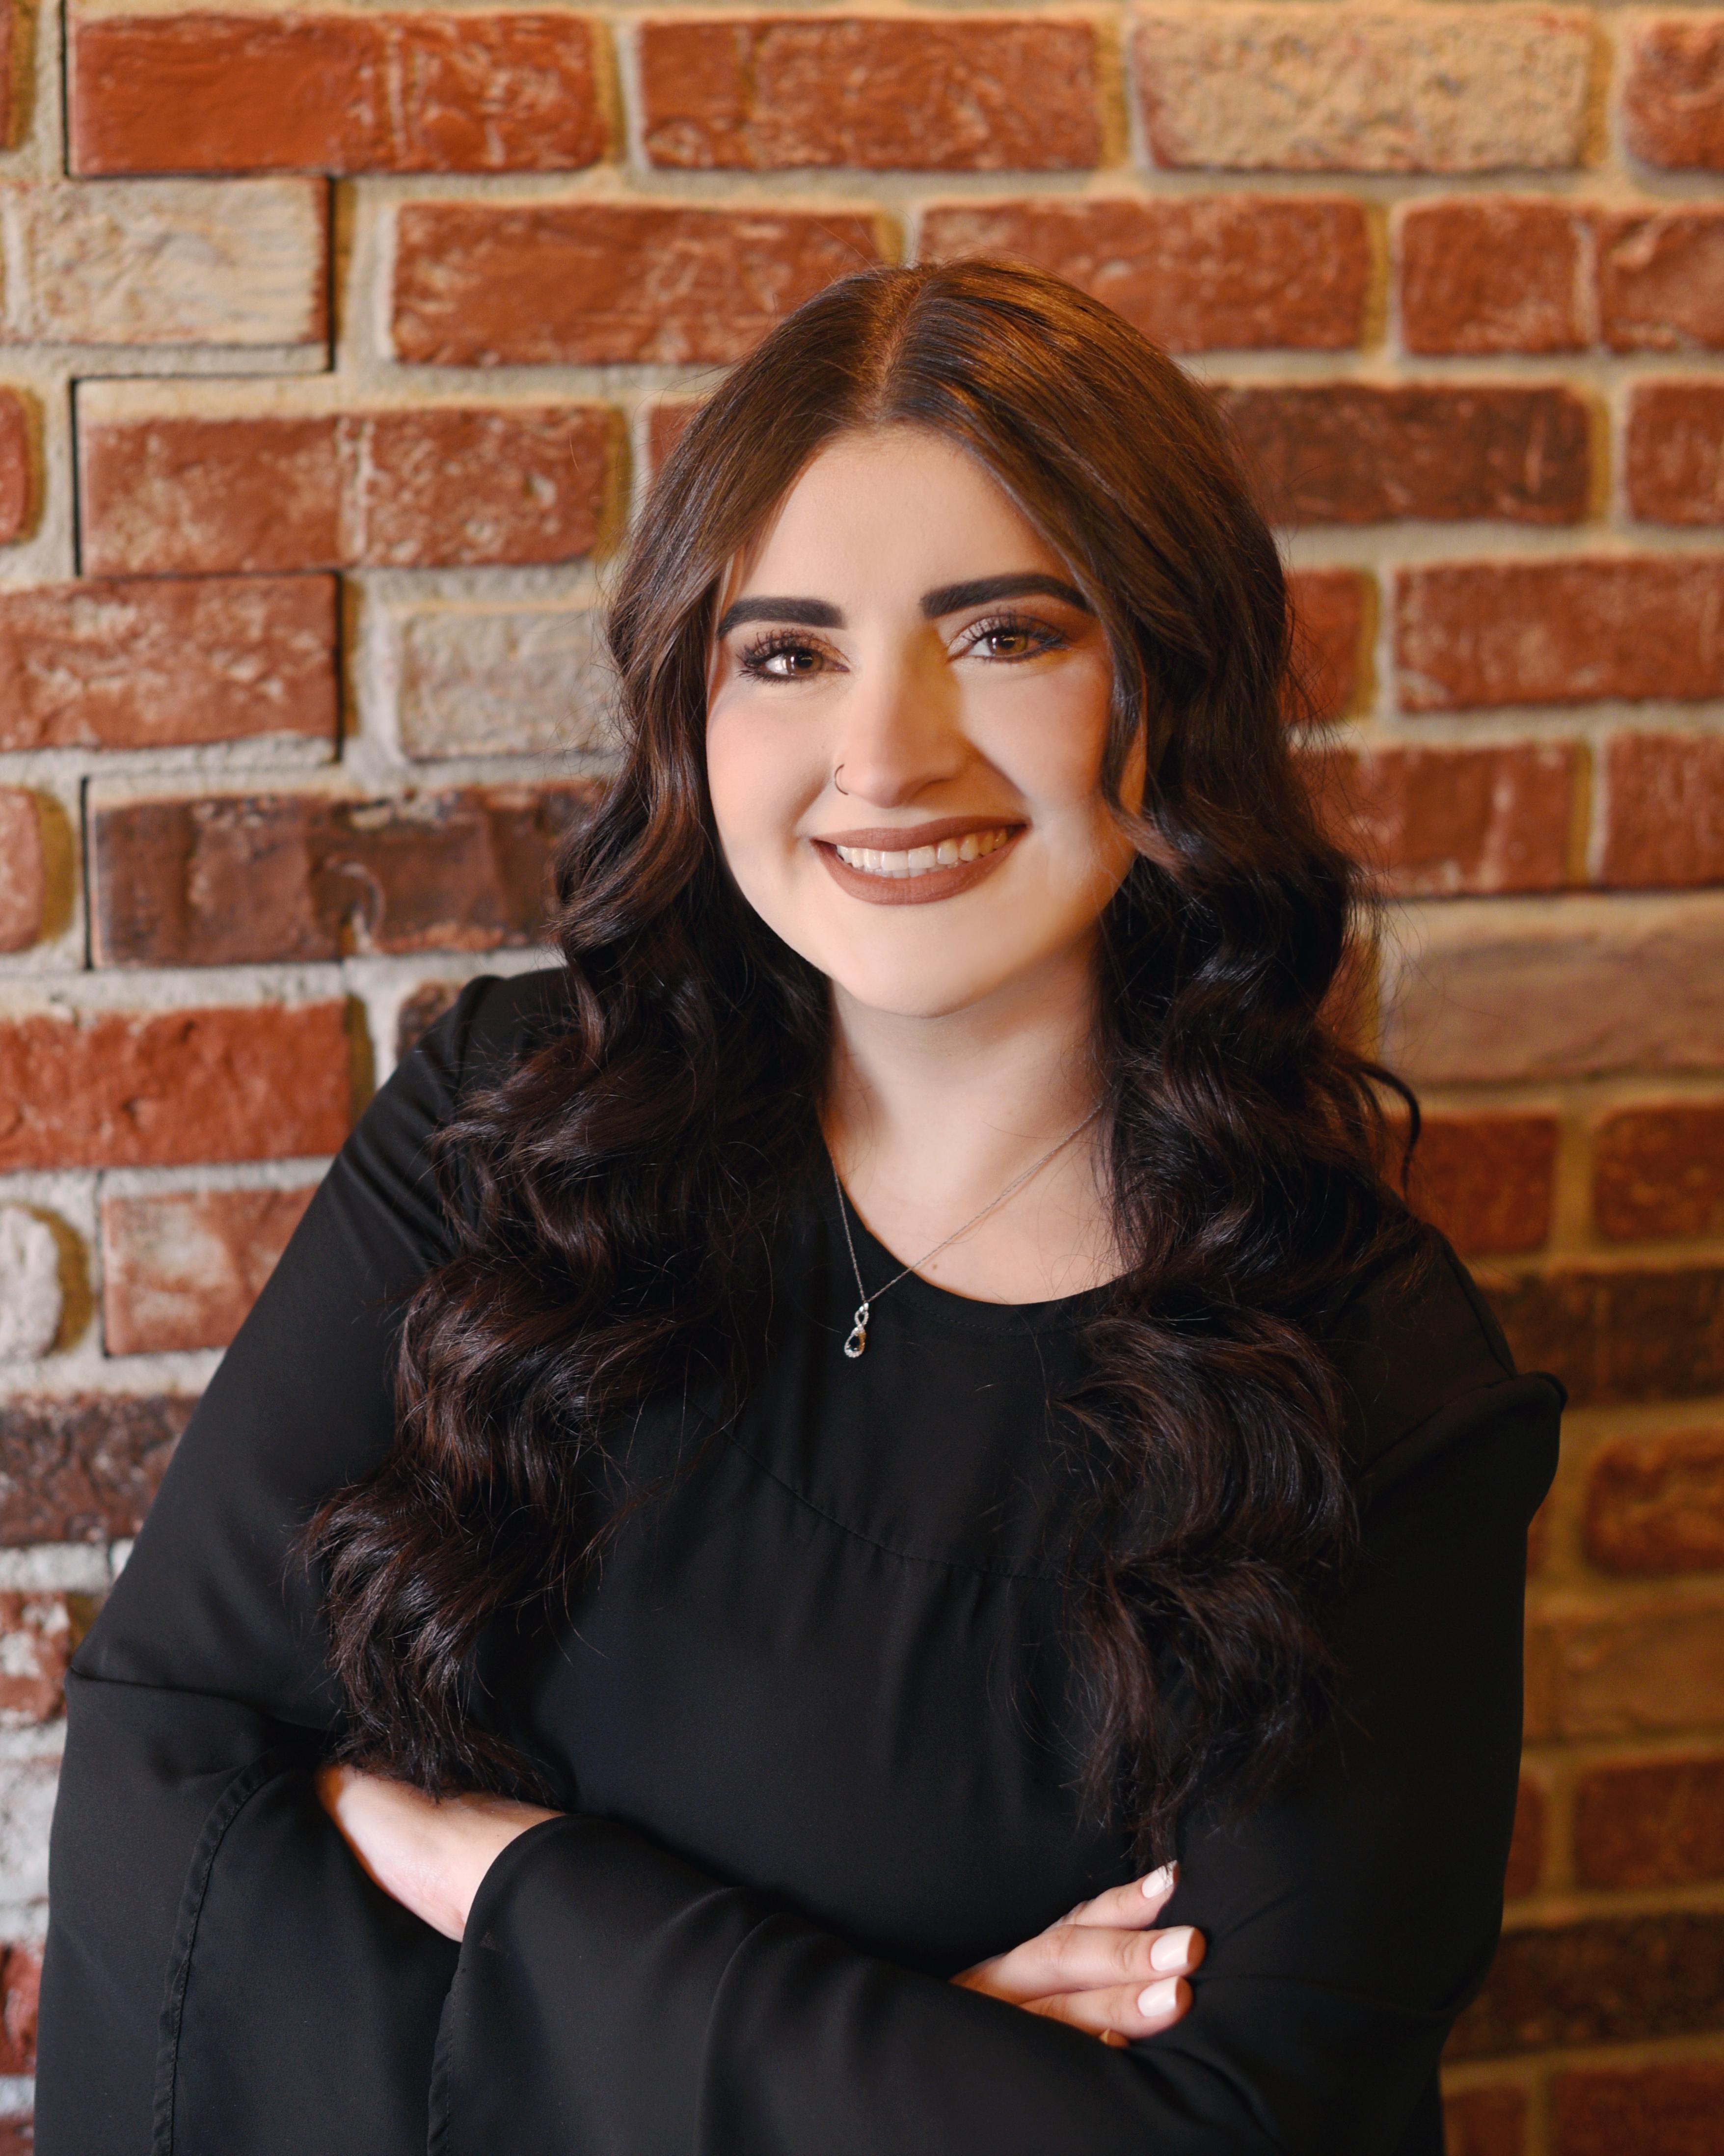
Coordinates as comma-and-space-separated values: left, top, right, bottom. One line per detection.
831, 825, 1015, 880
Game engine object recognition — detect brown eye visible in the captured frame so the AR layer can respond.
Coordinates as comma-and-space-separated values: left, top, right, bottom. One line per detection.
739, 634, 831, 681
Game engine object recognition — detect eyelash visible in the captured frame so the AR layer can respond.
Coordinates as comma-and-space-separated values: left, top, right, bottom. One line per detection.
735, 612, 1068, 681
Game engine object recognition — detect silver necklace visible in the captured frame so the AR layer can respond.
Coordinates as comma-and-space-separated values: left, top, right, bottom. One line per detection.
828, 1105, 1104, 1359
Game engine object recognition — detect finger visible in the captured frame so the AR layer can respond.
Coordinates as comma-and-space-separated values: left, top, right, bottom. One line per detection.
1067, 1864, 1179, 1930
1022, 1974, 1191, 2044
966, 1922, 1204, 2004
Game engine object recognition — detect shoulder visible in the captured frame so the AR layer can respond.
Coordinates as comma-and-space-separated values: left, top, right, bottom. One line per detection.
407, 965, 578, 1103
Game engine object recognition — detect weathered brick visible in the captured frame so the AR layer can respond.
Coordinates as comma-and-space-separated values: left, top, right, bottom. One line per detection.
393, 202, 881, 367
1585, 1426, 1724, 1573
91, 785, 591, 968
70, 10, 604, 175
1396, 560, 1724, 710
1399, 200, 1586, 355
645, 400, 700, 482
0, 2119, 30, 2155
0, 178, 324, 346
395, 979, 464, 1060
77, 397, 618, 574
1574, 1754, 1724, 1888
101, 1186, 317, 1356
0, 1945, 38, 2077
0, 388, 32, 544
1384, 899, 1724, 1084
1448, 1914, 1724, 2057
0, 4, 13, 154
920, 196, 1369, 354
1553, 2062, 1724, 2156
1626, 383, 1724, 526
390, 603, 615, 760
639, 17, 1100, 171
1504, 1775, 1544, 1900
0, 792, 43, 954
0, 1395, 192, 1543
1602, 733, 1724, 886
0, 1003, 352, 1171
1600, 210, 1724, 352
1594, 1105, 1724, 1243
0, 576, 337, 752
1526, 1598, 1724, 1739
1315, 743, 1576, 898
1135, 6, 1591, 174
1222, 385, 1589, 526
1490, 1267, 1724, 1408
1408, 1115, 1559, 1258
1624, 19, 1724, 172
1442, 2085, 1526, 2156
1286, 568, 1369, 724
0, 1595, 81, 1727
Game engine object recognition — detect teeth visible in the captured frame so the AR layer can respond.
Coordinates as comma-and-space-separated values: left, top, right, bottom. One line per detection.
833, 827, 1012, 877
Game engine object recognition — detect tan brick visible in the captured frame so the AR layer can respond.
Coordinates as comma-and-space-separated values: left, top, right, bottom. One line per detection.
1400, 199, 1587, 355
1554, 2062, 1724, 2156
1223, 385, 1589, 526
1385, 901, 1724, 1083
0, 1003, 352, 1171
0, 1394, 192, 1542
101, 1186, 316, 1355
1626, 383, 1724, 526
1396, 560, 1724, 710
394, 202, 881, 367
70, 9, 605, 175
0, 576, 337, 752
390, 603, 615, 759
1409, 1114, 1559, 1257
0, 178, 324, 346
1443, 2085, 1526, 2156
0, 791, 43, 954
1575, 1754, 1724, 1889
1315, 743, 1575, 898
920, 195, 1369, 354
1600, 210, 1724, 352
1585, 1427, 1724, 1574
1135, 6, 1591, 174
1594, 1104, 1724, 1243
640, 17, 1100, 171
1449, 1914, 1724, 2057
1624, 18, 1724, 172
1287, 567, 1370, 723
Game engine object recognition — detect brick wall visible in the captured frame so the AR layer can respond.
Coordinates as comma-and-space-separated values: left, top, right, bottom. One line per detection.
0, 0, 1720, 2145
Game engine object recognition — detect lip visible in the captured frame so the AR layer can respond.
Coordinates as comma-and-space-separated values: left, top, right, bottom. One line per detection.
809, 818, 1024, 907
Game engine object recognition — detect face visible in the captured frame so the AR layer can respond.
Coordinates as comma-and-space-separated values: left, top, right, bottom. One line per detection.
705, 427, 1142, 1023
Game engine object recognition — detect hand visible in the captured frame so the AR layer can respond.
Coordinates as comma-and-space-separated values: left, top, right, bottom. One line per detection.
315, 1764, 561, 1942
951, 1865, 1203, 2047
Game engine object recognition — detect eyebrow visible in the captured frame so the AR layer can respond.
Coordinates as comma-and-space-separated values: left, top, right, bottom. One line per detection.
714, 596, 844, 636
714, 572, 1093, 642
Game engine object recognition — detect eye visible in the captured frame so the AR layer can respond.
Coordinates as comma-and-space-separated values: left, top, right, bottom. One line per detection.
737, 631, 838, 681
957, 612, 1069, 662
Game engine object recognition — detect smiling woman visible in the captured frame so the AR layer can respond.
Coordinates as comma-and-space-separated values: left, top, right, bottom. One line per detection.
38, 263, 1560, 2156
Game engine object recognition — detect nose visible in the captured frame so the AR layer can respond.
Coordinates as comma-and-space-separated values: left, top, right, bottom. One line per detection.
828, 643, 967, 808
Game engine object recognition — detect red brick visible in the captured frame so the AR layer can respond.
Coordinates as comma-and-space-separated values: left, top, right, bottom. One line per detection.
1286, 568, 1370, 724
1400, 200, 1587, 355
1594, 1104, 1724, 1243
77, 405, 617, 574
0, 1003, 352, 1171
1585, 1426, 1724, 1573
101, 1186, 316, 1356
0, 576, 336, 752
1448, 1913, 1724, 2057
1443, 2085, 1526, 2156
1626, 383, 1724, 526
920, 196, 1369, 354
0, 791, 43, 954
393, 203, 882, 367
70, 11, 604, 175
0, 1394, 192, 1543
1526, 1598, 1724, 1739
0, 1947, 38, 2075
639, 18, 1100, 172
0, 389, 31, 544
645, 399, 701, 483
1504, 1775, 1544, 1900
0, 7, 13, 154
1602, 733, 1724, 887
1396, 559, 1724, 710
1575, 1754, 1724, 1888
395, 979, 464, 1061
0, 1596, 81, 1728
1554, 2062, 1724, 2156
1314, 742, 1575, 898
1221, 385, 1589, 526
1408, 1115, 1559, 1258
92, 784, 591, 968
1625, 19, 1724, 172
1600, 211, 1724, 351
1488, 1266, 1724, 1409
0, 2115, 33, 2154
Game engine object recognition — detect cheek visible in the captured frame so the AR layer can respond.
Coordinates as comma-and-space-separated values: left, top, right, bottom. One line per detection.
704, 702, 819, 883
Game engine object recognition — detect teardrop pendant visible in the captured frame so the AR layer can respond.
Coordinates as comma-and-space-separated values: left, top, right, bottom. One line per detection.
844, 1303, 869, 1359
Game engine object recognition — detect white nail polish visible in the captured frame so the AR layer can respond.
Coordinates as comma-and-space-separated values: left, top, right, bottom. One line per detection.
1141, 1864, 1174, 1897
1137, 1978, 1179, 2017
1150, 1929, 1190, 1972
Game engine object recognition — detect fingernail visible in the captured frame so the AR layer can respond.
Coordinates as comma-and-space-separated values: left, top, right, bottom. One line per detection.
1137, 1977, 1180, 2017
1150, 1927, 1193, 1972
1140, 1863, 1176, 1898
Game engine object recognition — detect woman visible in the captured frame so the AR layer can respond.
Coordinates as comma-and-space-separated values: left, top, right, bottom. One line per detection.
37, 262, 1558, 2156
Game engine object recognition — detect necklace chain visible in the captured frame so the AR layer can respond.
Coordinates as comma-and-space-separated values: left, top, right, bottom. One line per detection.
828, 1105, 1103, 1360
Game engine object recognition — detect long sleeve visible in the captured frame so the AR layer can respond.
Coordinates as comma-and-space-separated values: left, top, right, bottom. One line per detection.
426, 1366, 1559, 2156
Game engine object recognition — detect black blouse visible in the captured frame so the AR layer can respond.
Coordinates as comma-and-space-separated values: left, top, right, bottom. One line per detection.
37, 971, 1561, 2156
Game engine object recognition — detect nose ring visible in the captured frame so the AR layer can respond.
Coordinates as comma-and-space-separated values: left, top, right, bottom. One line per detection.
834, 764, 849, 795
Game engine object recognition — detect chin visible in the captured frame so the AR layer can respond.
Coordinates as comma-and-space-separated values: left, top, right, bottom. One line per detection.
820, 942, 1062, 1023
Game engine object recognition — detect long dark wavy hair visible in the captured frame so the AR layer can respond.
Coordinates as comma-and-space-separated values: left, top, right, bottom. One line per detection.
311, 261, 1429, 1863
